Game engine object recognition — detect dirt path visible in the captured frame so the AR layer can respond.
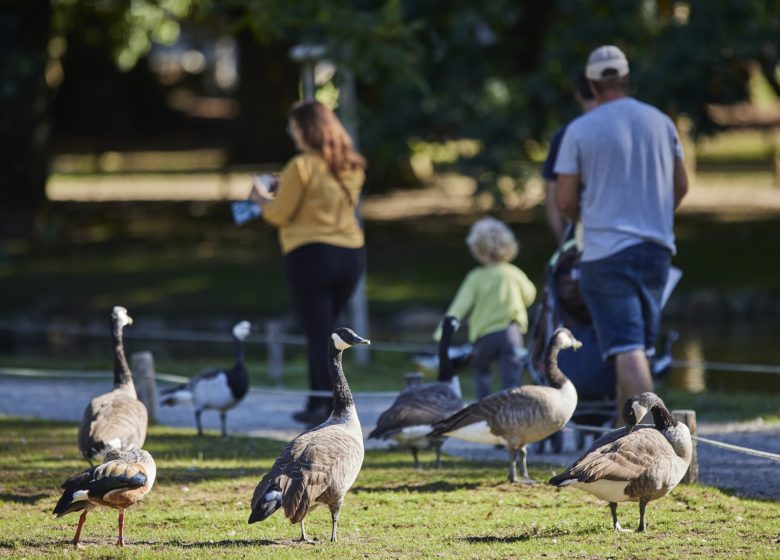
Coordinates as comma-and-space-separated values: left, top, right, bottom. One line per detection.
1, 374, 778, 501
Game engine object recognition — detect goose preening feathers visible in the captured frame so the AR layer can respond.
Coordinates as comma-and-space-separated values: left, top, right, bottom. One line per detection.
548, 392, 692, 532
53, 448, 156, 547
368, 316, 464, 468
428, 327, 581, 483
159, 321, 253, 436
249, 327, 368, 542
78, 306, 148, 465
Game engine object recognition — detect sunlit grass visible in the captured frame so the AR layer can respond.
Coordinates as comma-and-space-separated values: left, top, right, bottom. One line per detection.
0, 417, 777, 559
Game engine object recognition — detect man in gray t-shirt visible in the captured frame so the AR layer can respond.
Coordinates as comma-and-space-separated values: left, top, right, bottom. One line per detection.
554, 45, 688, 425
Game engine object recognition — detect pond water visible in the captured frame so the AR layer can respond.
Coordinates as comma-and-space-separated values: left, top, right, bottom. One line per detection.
663, 320, 780, 394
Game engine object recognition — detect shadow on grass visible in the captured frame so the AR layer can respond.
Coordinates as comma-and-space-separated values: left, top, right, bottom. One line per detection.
161, 538, 279, 548
463, 527, 573, 544
0, 492, 49, 504
353, 480, 483, 494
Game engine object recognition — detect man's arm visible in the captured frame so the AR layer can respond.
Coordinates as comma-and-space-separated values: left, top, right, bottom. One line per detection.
545, 180, 566, 242
555, 173, 580, 222
673, 158, 688, 209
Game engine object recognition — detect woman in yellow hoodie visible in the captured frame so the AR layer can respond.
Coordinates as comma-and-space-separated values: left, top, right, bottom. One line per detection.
251, 100, 366, 427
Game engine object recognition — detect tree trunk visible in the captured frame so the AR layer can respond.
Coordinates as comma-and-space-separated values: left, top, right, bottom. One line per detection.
0, 0, 51, 236
229, 33, 299, 165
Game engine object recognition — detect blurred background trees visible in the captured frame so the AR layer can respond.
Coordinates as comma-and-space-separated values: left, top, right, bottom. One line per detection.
2, 0, 779, 234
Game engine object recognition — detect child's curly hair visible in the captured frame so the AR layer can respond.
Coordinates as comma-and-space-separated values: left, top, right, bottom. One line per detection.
466, 217, 519, 265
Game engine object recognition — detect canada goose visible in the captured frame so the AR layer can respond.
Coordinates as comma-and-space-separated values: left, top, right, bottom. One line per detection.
368, 316, 464, 468
78, 306, 148, 465
53, 448, 156, 547
428, 327, 581, 483
548, 392, 692, 532
248, 327, 369, 542
159, 321, 252, 436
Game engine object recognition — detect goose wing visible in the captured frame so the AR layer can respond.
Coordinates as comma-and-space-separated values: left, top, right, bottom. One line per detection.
550, 427, 669, 485
251, 424, 363, 524
79, 390, 148, 459
369, 384, 462, 439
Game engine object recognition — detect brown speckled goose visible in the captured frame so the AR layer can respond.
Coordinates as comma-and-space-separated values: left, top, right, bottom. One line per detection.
53, 448, 156, 547
368, 316, 464, 468
549, 392, 692, 532
78, 307, 148, 465
428, 327, 580, 483
248, 327, 368, 542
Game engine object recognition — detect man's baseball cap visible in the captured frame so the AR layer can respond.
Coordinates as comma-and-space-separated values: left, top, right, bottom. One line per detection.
586, 45, 629, 80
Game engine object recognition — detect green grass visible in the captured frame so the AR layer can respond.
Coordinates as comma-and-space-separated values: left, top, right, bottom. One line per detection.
0, 418, 778, 559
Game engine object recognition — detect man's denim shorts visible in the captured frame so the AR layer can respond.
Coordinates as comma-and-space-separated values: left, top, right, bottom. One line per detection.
579, 242, 671, 361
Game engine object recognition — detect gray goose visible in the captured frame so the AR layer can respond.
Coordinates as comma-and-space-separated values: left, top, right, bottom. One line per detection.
248, 327, 368, 542
549, 392, 692, 532
53, 448, 156, 547
368, 316, 464, 468
159, 320, 252, 436
78, 306, 148, 465
428, 327, 581, 483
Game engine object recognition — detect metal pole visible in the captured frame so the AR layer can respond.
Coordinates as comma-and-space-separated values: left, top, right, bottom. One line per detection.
338, 66, 370, 364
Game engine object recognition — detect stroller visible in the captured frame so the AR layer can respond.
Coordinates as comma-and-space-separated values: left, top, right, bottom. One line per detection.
523, 227, 678, 452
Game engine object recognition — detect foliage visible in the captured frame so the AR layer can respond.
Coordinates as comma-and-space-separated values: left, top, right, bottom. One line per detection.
1, 417, 778, 559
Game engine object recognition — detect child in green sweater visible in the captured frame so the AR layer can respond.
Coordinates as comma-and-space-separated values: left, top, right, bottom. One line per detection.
436, 217, 537, 399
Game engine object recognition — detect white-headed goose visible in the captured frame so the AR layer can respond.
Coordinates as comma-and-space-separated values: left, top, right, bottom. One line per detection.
78, 306, 148, 465
159, 320, 253, 436
368, 316, 464, 468
53, 448, 156, 547
549, 392, 692, 532
248, 327, 368, 542
428, 327, 581, 483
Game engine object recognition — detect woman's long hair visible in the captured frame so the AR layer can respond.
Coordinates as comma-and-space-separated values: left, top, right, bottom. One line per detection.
289, 100, 367, 186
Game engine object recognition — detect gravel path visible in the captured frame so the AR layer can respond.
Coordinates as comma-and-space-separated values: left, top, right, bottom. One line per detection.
1, 375, 778, 501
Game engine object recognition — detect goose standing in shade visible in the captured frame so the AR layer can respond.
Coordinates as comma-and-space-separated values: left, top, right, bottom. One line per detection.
79, 306, 148, 465
53, 448, 156, 547
248, 327, 368, 543
159, 320, 252, 436
368, 316, 464, 468
428, 327, 581, 483
549, 392, 692, 532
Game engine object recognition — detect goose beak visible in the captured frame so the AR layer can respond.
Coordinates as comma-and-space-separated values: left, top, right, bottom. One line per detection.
353, 335, 371, 346
571, 339, 582, 350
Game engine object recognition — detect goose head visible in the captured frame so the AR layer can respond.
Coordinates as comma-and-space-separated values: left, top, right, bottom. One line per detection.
331, 327, 370, 351
623, 391, 665, 430
550, 327, 582, 351
112, 306, 133, 329
232, 320, 253, 341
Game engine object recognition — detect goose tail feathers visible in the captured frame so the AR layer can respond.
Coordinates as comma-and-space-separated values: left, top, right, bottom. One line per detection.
159, 384, 193, 406
248, 479, 282, 524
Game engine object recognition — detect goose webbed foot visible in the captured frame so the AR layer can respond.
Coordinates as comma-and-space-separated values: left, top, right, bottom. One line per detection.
610, 503, 631, 532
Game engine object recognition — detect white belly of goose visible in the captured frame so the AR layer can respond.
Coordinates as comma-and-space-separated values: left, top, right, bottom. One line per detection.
192, 373, 236, 411
565, 479, 633, 503
391, 426, 434, 448
446, 421, 507, 446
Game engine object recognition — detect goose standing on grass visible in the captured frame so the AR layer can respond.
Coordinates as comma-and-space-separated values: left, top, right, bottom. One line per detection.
428, 327, 581, 483
248, 327, 368, 543
159, 320, 252, 436
53, 448, 156, 547
549, 392, 692, 532
78, 306, 147, 465
368, 316, 464, 468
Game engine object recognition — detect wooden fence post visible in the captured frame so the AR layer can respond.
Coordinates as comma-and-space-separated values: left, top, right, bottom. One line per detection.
672, 409, 698, 484
266, 320, 284, 385
132, 351, 158, 424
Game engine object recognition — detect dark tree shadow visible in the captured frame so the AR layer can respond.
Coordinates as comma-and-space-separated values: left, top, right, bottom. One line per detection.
0, 492, 49, 504
352, 480, 483, 494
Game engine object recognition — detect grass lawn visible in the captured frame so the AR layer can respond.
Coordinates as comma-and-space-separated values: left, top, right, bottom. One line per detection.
1, 417, 778, 559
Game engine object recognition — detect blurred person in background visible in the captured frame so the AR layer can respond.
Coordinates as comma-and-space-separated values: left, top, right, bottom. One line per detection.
250, 100, 367, 428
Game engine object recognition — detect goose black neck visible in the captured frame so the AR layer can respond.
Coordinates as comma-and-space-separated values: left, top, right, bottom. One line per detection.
650, 404, 676, 431
112, 320, 132, 387
544, 340, 568, 389
328, 344, 354, 416
233, 335, 245, 365
437, 324, 456, 382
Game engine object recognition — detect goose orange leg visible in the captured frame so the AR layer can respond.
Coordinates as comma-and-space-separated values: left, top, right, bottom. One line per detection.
117, 511, 125, 546
72, 511, 88, 546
